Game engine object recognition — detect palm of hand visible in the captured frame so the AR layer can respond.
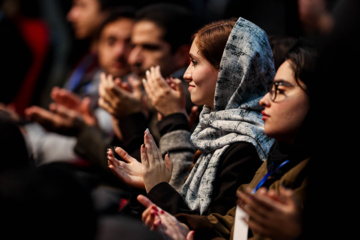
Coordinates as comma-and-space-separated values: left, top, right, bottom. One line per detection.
107, 147, 145, 189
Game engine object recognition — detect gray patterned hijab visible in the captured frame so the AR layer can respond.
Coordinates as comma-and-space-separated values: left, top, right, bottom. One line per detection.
180, 17, 275, 214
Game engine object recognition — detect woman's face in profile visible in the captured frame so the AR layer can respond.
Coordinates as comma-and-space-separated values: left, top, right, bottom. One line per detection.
259, 60, 310, 144
183, 38, 219, 109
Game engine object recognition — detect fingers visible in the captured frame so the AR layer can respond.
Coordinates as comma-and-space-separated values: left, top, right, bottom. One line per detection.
114, 146, 134, 163
51, 87, 81, 110
144, 65, 169, 101
25, 106, 57, 124
172, 77, 185, 98
237, 188, 271, 221
99, 73, 118, 102
144, 128, 162, 166
49, 103, 76, 119
137, 194, 154, 208
141, 143, 149, 168
143, 205, 162, 231
150, 65, 168, 89
107, 148, 121, 168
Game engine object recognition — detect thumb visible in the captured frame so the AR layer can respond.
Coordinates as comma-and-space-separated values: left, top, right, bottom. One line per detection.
186, 230, 195, 240
137, 194, 154, 208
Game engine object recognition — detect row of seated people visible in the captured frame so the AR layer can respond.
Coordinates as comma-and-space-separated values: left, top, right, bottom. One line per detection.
1, 0, 358, 239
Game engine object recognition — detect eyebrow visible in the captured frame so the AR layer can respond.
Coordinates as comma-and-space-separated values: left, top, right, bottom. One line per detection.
273, 79, 294, 86
189, 52, 201, 61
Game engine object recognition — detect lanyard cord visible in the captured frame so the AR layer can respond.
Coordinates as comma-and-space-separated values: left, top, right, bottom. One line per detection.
252, 160, 289, 194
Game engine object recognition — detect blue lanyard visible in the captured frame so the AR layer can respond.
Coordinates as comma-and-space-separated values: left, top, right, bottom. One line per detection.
252, 160, 289, 194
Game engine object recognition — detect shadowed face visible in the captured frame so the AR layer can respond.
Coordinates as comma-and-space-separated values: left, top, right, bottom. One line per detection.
128, 21, 181, 79
98, 18, 133, 77
67, 0, 107, 39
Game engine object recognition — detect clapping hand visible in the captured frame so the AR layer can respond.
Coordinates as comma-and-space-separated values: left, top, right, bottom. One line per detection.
25, 86, 96, 135
107, 146, 145, 189
143, 65, 187, 118
237, 187, 302, 240
141, 128, 173, 193
137, 194, 195, 240
98, 73, 146, 119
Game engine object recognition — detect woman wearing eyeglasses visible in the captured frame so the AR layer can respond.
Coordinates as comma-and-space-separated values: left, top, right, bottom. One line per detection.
137, 42, 318, 240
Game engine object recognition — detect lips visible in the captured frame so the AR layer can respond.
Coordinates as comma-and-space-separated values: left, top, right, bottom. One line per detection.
261, 111, 269, 120
188, 82, 195, 91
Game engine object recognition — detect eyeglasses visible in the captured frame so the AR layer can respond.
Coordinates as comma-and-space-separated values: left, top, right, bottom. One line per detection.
268, 81, 295, 102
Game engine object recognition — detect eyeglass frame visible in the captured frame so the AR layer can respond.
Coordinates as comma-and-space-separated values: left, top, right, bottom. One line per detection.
267, 81, 296, 102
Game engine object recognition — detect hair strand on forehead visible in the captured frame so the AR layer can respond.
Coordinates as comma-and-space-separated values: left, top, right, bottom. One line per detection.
192, 18, 237, 69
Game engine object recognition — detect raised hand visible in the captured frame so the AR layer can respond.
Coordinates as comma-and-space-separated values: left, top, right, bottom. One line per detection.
24, 96, 96, 136
98, 72, 145, 119
141, 128, 172, 193
137, 194, 193, 240
143, 65, 187, 118
107, 146, 145, 189
237, 187, 302, 240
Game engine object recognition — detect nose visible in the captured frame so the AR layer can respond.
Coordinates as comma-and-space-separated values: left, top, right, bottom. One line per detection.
128, 46, 142, 65
259, 92, 271, 108
114, 43, 127, 58
66, 7, 77, 22
183, 65, 192, 82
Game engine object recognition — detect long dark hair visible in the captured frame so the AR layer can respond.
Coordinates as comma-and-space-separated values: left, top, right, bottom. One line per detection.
284, 40, 319, 155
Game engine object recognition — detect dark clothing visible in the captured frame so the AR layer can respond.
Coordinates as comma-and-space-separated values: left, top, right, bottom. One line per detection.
186, 140, 311, 240
0, 14, 32, 105
147, 142, 263, 216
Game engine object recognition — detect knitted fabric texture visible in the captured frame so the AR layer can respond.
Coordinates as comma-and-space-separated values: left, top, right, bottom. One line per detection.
180, 17, 275, 214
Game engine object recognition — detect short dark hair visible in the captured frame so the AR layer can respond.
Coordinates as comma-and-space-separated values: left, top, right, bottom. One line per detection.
96, 7, 135, 40
98, 0, 135, 11
134, 3, 197, 52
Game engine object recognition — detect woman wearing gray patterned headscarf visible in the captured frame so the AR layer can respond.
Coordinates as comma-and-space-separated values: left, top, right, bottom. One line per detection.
139, 16, 275, 216
107, 16, 275, 219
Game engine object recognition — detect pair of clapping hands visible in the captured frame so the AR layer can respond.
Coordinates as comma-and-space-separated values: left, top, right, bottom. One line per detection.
100, 65, 198, 132
25, 87, 97, 136
107, 128, 172, 193
107, 129, 193, 240
99, 65, 189, 121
